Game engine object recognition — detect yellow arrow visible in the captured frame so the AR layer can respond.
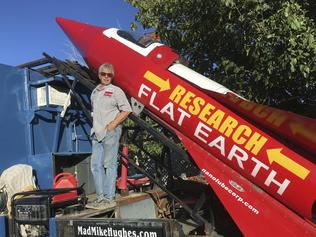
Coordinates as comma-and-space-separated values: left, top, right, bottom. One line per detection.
266, 148, 310, 180
289, 122, 316, 144
144, 70, 170, 92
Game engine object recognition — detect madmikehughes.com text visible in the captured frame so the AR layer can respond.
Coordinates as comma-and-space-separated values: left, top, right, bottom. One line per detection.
76, 225, 159, 237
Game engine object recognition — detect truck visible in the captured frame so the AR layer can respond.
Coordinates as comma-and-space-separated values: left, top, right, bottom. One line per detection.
0, 17, 315, 236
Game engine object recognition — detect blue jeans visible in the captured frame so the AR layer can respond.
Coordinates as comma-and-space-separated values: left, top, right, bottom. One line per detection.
91, 126, 122, 201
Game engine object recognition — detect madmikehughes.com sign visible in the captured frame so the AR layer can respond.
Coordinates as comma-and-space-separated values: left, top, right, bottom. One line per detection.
74, 223, 164, 237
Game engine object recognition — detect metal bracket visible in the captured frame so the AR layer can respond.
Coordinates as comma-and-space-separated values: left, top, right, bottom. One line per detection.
130, 97, 144, 116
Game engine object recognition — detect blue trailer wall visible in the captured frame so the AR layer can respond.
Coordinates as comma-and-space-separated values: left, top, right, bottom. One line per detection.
0, 63, 92, 188
0, 215, 6, 236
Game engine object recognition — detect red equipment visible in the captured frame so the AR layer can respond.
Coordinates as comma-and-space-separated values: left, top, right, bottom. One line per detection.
117, 146, 151, 194
117, 146, 128, 193
52, 172, 78, 203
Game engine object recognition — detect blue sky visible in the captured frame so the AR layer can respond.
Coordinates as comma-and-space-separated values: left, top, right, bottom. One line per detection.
0, 0, 139, 66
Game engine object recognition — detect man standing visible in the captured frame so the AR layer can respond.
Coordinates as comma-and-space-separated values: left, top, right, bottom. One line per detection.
90, 63, 132, 206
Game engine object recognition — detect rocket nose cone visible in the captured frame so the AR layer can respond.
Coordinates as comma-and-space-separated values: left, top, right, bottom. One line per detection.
56, 17, 86, 42
56, 17, 106, 58
56, 17, 73, 28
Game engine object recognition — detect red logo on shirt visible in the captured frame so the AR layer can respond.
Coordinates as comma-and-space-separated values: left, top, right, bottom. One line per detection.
104, 91, 113, 96
104, 88, 114, 96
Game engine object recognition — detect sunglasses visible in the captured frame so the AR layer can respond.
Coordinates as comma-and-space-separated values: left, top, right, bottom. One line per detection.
99, 72, 113, 78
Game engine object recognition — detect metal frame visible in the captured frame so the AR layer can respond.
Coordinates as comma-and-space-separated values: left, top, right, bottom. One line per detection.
18, 53, 213, 233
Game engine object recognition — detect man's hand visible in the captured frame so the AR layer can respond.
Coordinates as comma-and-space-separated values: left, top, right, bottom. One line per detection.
105, 111, 131, 132
106, 121, 116, 131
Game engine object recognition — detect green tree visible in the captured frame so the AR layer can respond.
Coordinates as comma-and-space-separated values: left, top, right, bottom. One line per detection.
127, 0, 316, 117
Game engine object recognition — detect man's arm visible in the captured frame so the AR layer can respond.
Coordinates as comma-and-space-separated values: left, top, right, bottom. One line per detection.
106, 111, 131, 131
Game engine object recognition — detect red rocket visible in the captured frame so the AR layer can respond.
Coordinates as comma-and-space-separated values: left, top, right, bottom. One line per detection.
56, 17, 316, 236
